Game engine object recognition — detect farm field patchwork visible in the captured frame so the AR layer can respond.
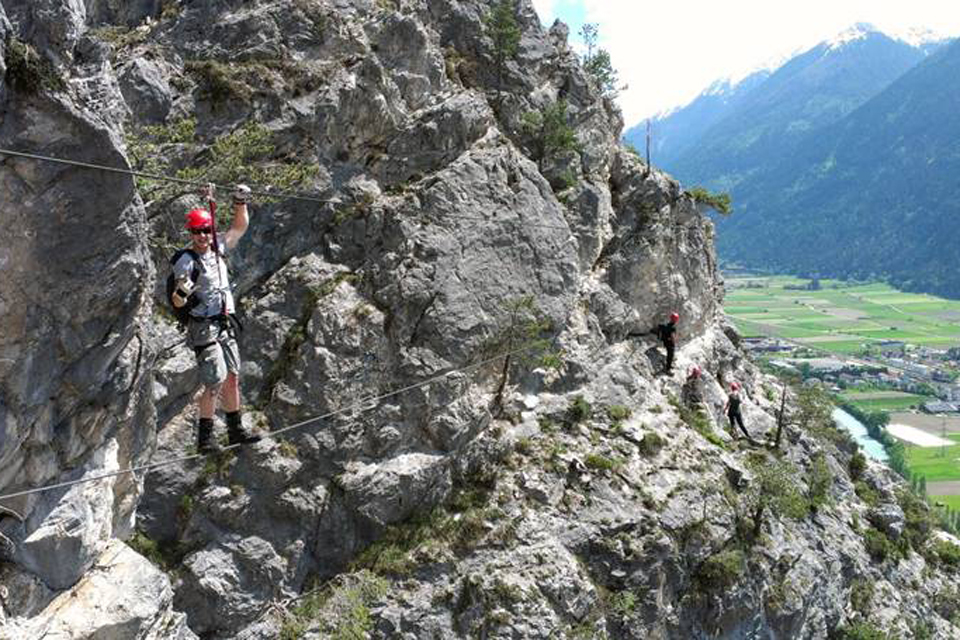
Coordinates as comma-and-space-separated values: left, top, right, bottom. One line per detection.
725, 276, 960, 356
727, 276, 960, 508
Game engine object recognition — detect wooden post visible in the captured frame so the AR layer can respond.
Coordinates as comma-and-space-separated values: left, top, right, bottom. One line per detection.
774, 384, 787, 449
645, 119, 651, 177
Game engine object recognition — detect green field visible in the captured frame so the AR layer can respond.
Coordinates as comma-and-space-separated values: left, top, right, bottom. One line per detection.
931, 495, 960, 511
904, 435, 960, 482
725, 276, 960, 355
841, 393, 933, 412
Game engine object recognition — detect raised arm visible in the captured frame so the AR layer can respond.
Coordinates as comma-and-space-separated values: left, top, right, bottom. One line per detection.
224, 184, 251, 250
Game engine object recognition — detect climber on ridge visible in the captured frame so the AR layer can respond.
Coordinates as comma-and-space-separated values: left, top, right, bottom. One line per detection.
170, 184, 260, 453
628, 312, 679, 374
723, 381, 758, 444
681, 365, 704, 409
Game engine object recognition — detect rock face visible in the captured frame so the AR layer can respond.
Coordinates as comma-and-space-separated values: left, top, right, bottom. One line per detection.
0, 1, 958, 639
0, 0, 155, 608
1, 539, 196, 639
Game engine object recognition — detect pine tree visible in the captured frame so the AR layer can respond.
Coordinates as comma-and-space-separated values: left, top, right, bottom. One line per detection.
579, 23, 620, 97
487, 0, 521, 110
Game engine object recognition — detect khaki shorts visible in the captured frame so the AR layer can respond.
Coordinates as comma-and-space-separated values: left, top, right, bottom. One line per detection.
188, 318, 241, 388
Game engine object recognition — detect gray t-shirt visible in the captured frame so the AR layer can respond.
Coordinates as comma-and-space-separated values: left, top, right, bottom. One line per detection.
173, 236, 235, 317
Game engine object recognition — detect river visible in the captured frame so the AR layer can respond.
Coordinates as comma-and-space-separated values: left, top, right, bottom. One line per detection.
832, 407, 888, 462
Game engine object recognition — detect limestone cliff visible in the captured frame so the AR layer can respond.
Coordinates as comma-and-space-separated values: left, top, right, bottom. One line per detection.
0, 1, 957, 639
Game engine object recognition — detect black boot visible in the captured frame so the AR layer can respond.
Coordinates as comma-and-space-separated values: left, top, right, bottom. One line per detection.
197, 417, 217, 454
226, 411, 260, 446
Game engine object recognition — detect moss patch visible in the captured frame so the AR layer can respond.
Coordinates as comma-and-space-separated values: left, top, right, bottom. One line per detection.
4, 37, 65, 94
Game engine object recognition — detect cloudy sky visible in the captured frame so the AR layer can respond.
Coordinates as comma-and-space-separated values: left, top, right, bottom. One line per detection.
531, 0, 960, 127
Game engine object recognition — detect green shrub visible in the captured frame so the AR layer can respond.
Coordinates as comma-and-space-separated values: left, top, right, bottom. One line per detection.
278, 440, 299, 459
898, 488, 935, 554
854, 481, 881, 507
743, 454, 807, 541
126, 531, 193, 572
606, 405, 632, 422
580, 23, 620, 97
185, 59, 252, 104
806, 453, 833, 512
848, 451, 867, 481
281, 570, 389, 640
127, 531, 165, 568
637, 431, 665, 457
930, 538, 960, 570
127, 119, 318, 209
911, 620, 934, 640
584, 452, 621, 472
292, 0, 327, 40
4, 37, 65, 94
832, 621, 893, 639
566, 395, 592, 425
674, 398, 724, 449
849, 578, 875, 614
863, 527, 894, 562
608, 590, 637, 617
521, 100, 580, 166
178, 494, 195, 521
795, 385, 837, 440
688, 186, 732, 215
696, 549, 745, 591
486, 0, 520, 106
515, 436, 534, 457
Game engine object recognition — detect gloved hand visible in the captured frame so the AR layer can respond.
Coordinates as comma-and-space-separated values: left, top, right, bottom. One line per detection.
232, 184, 252, 205
172, 276, 195, 308
200, 182, 215, 201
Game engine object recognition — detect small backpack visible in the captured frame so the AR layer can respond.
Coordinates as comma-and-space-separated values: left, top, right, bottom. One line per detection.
165, 248, 201, 327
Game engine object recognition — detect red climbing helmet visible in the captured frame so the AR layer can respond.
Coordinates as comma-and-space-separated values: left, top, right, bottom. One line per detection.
185, 208, 213, 230
730, 381, 740, 391
689, 366, 702, 379
670, 312, 680, 323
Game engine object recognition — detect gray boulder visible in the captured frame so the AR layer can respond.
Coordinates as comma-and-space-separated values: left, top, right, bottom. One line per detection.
118, 56, 174, 123
868, 502, 906, 539
3, 0, 87, 65
2, 540, 196, 639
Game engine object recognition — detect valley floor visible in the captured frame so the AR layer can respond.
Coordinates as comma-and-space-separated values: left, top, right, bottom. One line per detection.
725, 274, 960, 515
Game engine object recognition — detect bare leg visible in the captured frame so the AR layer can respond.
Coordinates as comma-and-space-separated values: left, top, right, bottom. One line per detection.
199, 384, 221, 419
221, 373, 240, 413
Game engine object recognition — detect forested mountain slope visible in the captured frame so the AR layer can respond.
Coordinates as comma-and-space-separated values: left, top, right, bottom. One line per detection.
717, 37, 960, 297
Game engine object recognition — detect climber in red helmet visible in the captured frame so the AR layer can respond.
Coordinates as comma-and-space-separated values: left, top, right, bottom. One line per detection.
628, 311, 680, 374
723, 381, 758, 444
681, 364, 704, 409
655, 312, 680, 374
171, 185, 260, 453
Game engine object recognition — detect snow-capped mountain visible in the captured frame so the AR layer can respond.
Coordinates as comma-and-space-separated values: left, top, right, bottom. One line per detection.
625, 23, 952, 170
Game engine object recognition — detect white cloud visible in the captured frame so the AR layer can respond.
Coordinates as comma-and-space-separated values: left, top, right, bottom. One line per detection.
531, 0, 558, 22
540, 0, 960, 126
